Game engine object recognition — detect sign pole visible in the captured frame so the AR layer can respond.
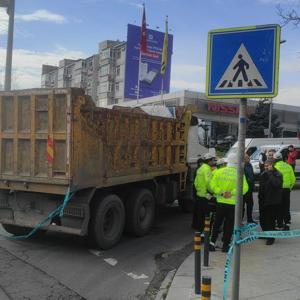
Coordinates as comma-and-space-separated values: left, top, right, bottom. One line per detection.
231, 98, 247, 300
268, 98, 273, 138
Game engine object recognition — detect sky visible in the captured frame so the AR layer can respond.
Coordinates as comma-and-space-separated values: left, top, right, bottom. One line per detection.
0, 0, 299, 106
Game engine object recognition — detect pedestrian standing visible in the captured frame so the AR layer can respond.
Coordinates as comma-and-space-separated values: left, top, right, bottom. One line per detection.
259, 149, 267, 174
243, 154, 255, 223
287, 145, 298, 171
192, 153, 215, 232
209, 153, 249, 253
258, 159, 283, 245
273, 152, 296, 230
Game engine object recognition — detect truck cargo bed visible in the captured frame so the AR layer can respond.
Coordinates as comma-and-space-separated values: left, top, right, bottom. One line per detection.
0, 88, 190, 195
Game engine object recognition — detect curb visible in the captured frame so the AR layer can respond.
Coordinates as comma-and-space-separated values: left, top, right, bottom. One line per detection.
155, 269, 176, 300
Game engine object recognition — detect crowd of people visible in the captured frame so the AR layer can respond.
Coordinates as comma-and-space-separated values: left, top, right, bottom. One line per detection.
192, 145, 297, 252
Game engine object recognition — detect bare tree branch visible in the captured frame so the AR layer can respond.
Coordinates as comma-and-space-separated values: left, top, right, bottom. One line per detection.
277, 4, 300, 27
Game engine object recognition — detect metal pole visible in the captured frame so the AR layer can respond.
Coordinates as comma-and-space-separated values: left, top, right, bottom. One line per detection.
4, 0, 15, 91
268, 98, 273, 138
194, 232, 202, 295
136, 50, 142, 103
231, 98, 247, 300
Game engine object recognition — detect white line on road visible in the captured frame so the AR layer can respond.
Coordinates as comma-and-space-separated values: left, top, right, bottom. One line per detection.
104, 258, 118, 266
126, 272, 148, 280
88, 249, 102, 257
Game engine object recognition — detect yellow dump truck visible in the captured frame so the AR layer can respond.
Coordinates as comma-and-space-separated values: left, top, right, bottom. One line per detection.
0, 88, 203, 249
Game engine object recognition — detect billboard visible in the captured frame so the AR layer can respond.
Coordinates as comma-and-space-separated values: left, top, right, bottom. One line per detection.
124, 24, 173, 100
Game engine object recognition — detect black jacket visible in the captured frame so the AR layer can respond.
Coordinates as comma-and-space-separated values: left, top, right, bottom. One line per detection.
244, 162, 255, 190
258, 169, 283, 207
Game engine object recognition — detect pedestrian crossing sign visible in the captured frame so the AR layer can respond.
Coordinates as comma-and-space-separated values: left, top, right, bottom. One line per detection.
206, 24, 281, 99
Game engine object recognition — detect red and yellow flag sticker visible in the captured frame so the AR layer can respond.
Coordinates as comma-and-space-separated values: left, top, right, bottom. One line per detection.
47, 136, 54, 163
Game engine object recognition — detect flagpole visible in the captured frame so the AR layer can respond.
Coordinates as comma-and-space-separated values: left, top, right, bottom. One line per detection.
137, 50, 141, 103
160, 15, 168, 106
137, 3, 146, 104
160, 76, 164, 104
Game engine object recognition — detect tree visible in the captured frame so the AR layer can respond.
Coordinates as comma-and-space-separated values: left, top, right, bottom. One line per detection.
247, 101, 282, 138
277, 4, 300, 26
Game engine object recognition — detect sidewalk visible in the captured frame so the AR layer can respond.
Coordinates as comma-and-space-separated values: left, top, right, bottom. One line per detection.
165, 213, 300, 300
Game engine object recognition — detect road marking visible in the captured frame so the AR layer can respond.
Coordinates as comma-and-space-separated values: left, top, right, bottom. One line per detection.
104, 258, 118, 266
88, 249, 102, 257
127, 272, 148, 280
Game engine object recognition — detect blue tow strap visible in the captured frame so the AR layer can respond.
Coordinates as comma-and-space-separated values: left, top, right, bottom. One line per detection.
223, 224, 300, 300
8, 187, 74, 240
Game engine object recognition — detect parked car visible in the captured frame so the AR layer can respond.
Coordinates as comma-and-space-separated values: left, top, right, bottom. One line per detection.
225, 138, 300, 159
250, 144, 300, 179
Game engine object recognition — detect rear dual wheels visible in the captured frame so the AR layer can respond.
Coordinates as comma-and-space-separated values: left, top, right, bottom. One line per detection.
90, 194, 125, 250
90, 189, 155, 249
125, 189, 155, 237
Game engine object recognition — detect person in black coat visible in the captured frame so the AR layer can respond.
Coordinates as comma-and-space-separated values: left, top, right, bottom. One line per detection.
243, 154, 255, 223
258, 158, 283, 245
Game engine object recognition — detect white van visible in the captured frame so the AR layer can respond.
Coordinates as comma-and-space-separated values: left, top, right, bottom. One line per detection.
225, 138, 300, 158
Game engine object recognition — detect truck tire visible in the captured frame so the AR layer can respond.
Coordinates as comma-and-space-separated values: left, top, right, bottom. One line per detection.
125, 189, 155, 237
91, 194, 125, 250
1, 224, 46, 237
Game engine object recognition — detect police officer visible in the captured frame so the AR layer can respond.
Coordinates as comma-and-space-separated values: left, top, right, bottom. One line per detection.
273, 152, 296, 230
192, 153, 216, 232
209, 153, 248, 253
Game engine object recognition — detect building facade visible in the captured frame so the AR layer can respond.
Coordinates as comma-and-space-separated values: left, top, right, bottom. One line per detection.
97, 40, 126, 107
41, 55, 99, 104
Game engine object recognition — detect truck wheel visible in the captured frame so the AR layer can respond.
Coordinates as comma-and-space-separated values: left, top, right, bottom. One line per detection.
1, 224, 46, 237
125, 189, 155, 237
91, 194, 125, 250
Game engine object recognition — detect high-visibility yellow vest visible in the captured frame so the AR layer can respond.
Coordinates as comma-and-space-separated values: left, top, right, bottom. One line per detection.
209, 166, 249, 205
275, 161, 296, 189
194, 163, 212, 198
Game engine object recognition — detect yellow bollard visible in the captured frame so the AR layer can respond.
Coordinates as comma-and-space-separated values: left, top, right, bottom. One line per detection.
203, 216, 210, 267
201, 276, 211, 300
194, 232, 202, 294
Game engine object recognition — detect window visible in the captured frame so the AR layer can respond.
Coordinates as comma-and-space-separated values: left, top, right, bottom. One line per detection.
101, 48, 111, 60
115, 82, 119, 92
99, 82, 109, 93
99, 65, 109, 76
116, 50, 121, 59
116, 65, 120, 76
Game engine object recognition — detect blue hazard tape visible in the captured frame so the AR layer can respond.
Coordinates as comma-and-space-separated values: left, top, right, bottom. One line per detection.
7, 187, 75, 240
223, 223, 300, 300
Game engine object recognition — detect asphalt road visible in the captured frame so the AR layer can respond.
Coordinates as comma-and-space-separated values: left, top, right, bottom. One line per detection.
0, 203, 194, 300
1, 190, 300, 300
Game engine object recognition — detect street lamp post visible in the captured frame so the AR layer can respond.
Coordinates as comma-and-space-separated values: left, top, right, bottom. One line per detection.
1, 0, 15, 91
267, 40, 286, 138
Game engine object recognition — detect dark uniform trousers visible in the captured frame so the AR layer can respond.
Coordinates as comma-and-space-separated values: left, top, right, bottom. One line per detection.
260, 204, 280, 231
277, 188, 291, 227
192, 196, 210, 232
211, 203, 235, 247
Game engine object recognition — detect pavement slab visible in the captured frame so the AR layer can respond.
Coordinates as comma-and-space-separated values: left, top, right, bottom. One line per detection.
166, 213, 300, 300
